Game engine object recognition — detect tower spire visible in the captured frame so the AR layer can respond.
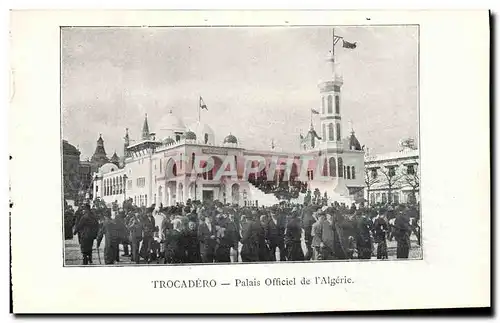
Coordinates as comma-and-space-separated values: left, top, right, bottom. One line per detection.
141, 113, 150, 140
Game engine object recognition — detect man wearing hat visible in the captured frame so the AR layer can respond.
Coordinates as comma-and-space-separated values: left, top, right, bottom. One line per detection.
354, 209, 373, 259
96, 212, 121, 265
265, 207, 286, 261
393, 210, 411, 258
284, 208, 304, 261
73, 204, 99, 265
240, 211, 260, 262
198, 210, 217, 263
127, 212, 144, 264
139, 207, 156, 263
301, 206, 317, 260
311, 211, 326, 260
372, 210, 389, 259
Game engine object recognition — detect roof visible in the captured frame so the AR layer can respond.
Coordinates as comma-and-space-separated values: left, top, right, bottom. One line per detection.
224, 134, 238, 144
365, 148, 419, 163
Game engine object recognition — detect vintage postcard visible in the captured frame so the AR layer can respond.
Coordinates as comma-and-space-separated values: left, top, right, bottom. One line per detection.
10, 10, 490, 313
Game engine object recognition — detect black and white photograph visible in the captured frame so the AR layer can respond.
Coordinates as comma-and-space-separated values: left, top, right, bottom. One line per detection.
62, 25, 421, 266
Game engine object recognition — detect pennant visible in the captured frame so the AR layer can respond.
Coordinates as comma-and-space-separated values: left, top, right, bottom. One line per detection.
311, 108, 320, 115
200, 96, 208, 110
342, 40, 357, 49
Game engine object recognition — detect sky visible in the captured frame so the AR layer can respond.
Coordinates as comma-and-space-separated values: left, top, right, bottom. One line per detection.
61, 26, 418, 160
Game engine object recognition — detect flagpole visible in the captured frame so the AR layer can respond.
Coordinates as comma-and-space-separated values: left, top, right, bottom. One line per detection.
198, 96, 201, 122
332, 28, 335, 63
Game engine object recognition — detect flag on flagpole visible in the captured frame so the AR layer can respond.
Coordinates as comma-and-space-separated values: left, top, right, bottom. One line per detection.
342, 40, 357, 49
199, 96, 208, 110
311, 108, 320, 115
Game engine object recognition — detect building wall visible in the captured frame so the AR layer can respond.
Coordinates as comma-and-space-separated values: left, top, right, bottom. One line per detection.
364, 149, 420, 205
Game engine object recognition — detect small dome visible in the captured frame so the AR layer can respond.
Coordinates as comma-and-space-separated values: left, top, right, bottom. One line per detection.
224, 134, 238, 144
348, 131, 362, 151
162, 137, 175, 145
99, 163, 120, 174
185, 131, 197, 140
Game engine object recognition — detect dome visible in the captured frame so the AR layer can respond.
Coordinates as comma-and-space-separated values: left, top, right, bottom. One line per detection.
99, 162, 120, 174
188, 121, 215, 145
185, 131, 197, 140
157, 110, 185, 138
348, 131, 362, 151
223, 134, 238, 144
162, 137, 175, 145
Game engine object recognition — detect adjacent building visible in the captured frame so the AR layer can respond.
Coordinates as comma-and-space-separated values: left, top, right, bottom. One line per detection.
364, 138, 419, 205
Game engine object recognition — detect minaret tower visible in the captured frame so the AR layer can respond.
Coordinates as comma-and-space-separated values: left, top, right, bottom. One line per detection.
141, 113, 150, 140
319, 29, 344, 152
123, 128, 130, 157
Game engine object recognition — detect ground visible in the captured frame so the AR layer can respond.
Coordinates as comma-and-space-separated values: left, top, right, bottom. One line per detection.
64, 233, 422, 266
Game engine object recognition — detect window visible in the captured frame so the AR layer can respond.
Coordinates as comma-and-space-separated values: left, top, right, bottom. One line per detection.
322, 158, 328, 176
160, 159, 162, 174
370, 193, 375, 205
351, 166, 356, 179
336, 123, 341, 141
393, 193, 399, 204
407, 164, 415, 175
136, 177, 146, 188
322, 124, 326, 142
338, 157, 343, 178
321, 96, 325, 114
175, 134, 180, 142
127, 180, 132, 189
180, 154, 183, 170
346, 166, 350, 179
371, 169, 378, 179
329, 157, 337, 177
388, 166, 396, 177
382, 193, 387, 204
328, 123, 334, 141
335, 96, 340, 114
191, 153, 195, 169
327, 95, 333, 113
145, 195, 147, 207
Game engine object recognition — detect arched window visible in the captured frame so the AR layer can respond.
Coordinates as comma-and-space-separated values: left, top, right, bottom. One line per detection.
328, 123, 334, 141
329, 157, 336, 177
344, 166, 347, 178
327, 95, 333, 113
204, 133, 209, 144
335, 95, 340, 114
191, 152, 195, 169
321, 96, 325, 114
351, 166, 356, 179
347, 166, 351, 179
338, 157, 343, 178
336, 123, 341, 141
370, 193, 375, 205
172, 163, 177, 177
180, 153, 183, 170
322, 158, 328, 176
322, 124, 326, 142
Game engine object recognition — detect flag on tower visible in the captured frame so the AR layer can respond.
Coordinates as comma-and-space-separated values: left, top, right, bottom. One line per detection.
199, 96, 208, 110
342, 40, 357, 49
311, 108, 320, 115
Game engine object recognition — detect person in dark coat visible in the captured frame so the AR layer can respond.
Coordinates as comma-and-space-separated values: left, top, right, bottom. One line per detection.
183, 220, 201, 263
265, 208, 286, 261
164, 218, 184, 264
372, 212, 389, 259
215, 211, 240, 263
114, 210, 130, 257
73, 205, 99, 265
354, 210, 373, 259
198, 213, 217, 263
64, 206, 75, 240
96, 214, 121, 265
284, 210, 304, 261
127, 212, 143, 264
301, 207, 316, 261
140, 208, 156, 263
258, 214, 271, 261
393, 211, 411, 259
240, 213, 260, 262
311, 211, 325, 260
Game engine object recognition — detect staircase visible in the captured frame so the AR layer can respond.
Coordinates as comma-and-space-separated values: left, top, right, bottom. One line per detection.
247, 182, 280, 206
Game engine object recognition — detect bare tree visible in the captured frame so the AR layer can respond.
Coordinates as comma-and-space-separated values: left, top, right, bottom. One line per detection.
379, 166, 403, 204
401, 171, 419, 205
364, 168, 380, 206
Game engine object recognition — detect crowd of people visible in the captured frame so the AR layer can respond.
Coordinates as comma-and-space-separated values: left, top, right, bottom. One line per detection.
64, 197, 421, 265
